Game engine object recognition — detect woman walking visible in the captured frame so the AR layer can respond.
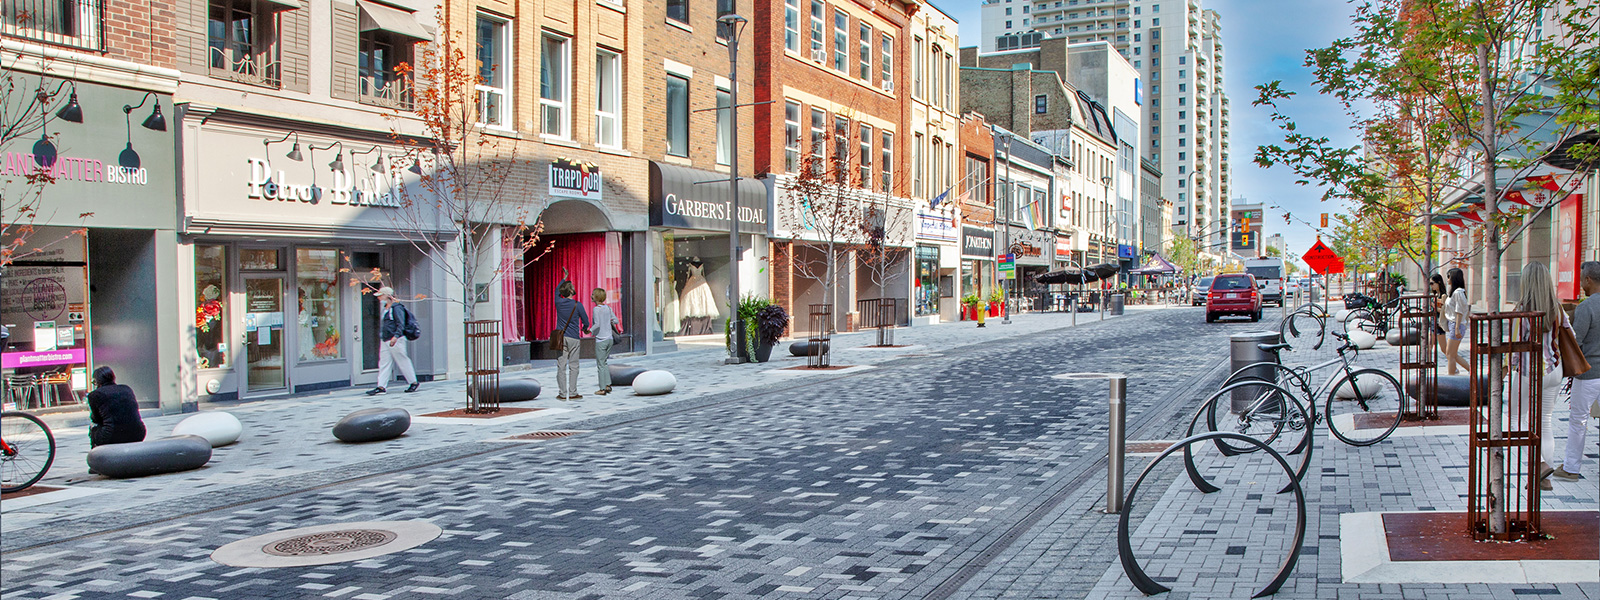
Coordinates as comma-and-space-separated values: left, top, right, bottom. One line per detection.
554, 276, 590, 400
1510, 262, 1569, 491
590, 288, 623, 395
1430, 273, 1450, 359
1443, 268, 1472, 375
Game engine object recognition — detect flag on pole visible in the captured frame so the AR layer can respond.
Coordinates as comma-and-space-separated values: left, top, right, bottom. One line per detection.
931, 189, 949, 210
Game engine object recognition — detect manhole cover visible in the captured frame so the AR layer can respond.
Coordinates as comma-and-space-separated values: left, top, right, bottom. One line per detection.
506, 430, 587, 440
1051, 372, 1127, 380
212, 521, 441, 568
262, 529, 399, 556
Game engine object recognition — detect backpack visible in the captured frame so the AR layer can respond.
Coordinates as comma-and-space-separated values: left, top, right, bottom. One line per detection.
401, 305, 421, 341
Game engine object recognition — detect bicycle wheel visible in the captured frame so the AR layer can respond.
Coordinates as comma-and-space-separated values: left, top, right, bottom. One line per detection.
1203, 380, 1308, 456
1, 411, 56, 493
1325, 368, 1404, 446
1224, 361, 1314, 402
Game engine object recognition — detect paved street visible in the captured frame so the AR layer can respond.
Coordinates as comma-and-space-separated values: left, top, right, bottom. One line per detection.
2, 306, 1597, 599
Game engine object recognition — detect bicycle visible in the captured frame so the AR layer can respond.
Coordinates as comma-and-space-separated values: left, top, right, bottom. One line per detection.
1344, 293, 1402, 338
1, 411, 56, 493
1220, 330, 1404, 446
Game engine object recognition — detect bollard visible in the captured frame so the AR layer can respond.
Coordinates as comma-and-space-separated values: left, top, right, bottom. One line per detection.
1106, 374, 1128, 513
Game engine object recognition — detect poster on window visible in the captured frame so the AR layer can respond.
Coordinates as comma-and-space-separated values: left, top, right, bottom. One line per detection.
0, 265, 88, 362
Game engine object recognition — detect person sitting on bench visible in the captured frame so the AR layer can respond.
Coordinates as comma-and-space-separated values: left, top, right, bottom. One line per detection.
87, 366, 146, 448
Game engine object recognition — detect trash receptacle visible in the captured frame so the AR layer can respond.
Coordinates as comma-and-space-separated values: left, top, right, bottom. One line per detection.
1229, 331, 1282, 413
1111, 293, 1126, 316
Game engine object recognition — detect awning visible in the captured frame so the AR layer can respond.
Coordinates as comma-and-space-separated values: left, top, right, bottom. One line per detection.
1130, 253, 1178, 275
260, 0, 302, 11
649, 162, 770, 233
358, 0, 434, 42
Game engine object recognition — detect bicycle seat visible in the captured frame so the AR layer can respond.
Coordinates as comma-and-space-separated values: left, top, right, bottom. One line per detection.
1257, 342, 1292, 354
1330, 331, 1350, 340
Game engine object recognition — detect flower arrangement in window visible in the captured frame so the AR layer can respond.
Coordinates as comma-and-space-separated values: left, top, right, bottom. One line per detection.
312, 328, 341, 358
196, 284, 223, 332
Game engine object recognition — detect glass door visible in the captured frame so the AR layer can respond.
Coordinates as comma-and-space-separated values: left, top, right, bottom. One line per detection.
242, 276, 287, 394
349, 251, 387, 385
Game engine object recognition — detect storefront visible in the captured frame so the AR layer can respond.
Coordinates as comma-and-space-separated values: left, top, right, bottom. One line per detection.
179, 111, 452, 402
2, 77, 179, 412
648, 162, 769, 344
960, 226, 996, 310
914, 209, 959, 323
1006, 226, 1053, 310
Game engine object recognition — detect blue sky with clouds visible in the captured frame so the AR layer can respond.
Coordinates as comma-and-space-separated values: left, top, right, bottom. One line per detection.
940, 0, 1364, 268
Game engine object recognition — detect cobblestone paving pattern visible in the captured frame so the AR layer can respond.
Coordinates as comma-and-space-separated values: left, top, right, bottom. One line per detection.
1, 308, 1251, 599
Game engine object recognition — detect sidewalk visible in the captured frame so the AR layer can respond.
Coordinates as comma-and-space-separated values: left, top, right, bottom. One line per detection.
0, 305, 1158, 551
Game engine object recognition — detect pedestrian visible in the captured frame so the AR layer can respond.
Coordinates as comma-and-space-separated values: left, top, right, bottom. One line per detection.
87, 366, 145, 449
1509, 261, 1568, 491
1443, 268, 1471, 375
554, 275, 590, 400
1554, 260, 1600, 481
367, 286, 420, 395
1429, 273, 1449, 357
590, 287, 623, 396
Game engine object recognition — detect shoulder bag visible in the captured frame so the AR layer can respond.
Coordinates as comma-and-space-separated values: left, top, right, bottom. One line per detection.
550, 305, 578, 352
1557, 319, 1591, 378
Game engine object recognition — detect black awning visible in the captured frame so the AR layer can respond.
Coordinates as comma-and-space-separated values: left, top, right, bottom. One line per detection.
649, 162, 769, 232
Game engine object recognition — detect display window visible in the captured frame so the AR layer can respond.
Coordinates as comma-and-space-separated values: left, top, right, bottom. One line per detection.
295, 248, 342, 361
1, 227, 91, 408
652, 230, 730, 337
195, 244, 230, 369
523, 232, 624, 340
915, 245, 939, 316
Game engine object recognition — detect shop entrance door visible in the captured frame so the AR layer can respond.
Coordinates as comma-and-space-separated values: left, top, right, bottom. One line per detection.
349, 251, 386, 386
242, 276, 288, 395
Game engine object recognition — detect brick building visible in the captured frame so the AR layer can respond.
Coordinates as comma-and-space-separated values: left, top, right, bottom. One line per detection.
907, 4, 964, 325
957, 112, 996, 310
1, 3, 185, 410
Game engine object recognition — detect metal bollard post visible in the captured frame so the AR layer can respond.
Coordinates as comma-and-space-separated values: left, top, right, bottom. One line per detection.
1106, 374, 1128, 513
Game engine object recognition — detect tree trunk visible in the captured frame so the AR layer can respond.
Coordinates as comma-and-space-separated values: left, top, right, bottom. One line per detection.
1478, 37, 1506, 537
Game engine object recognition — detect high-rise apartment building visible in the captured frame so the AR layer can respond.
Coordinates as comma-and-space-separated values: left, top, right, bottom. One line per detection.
979, 0, 1231, 257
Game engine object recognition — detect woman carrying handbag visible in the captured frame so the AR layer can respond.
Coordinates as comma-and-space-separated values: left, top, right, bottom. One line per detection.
1511, 262, 1585, 491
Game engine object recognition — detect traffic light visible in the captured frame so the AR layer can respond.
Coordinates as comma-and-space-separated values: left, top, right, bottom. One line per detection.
1320, 213, 1329, 228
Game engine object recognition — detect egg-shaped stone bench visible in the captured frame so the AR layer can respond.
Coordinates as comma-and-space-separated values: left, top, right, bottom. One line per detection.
788, 340, 830, 357
632, 370, 677, 396
1346, 328, 1378, 350
1332, 371, 1387, 400
609, 365, 649, 386
333, 408, 411, 443
171, 411, 243, 447
484, 379, 541, 402
86, 435, 213, 479
1385, 326, 1421, 347
1406, 374, 1483, 407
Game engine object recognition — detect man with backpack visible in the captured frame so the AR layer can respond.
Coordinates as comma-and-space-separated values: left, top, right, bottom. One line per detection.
368, 286, 421, 395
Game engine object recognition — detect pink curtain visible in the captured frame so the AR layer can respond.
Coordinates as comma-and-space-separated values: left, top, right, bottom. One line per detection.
526, 232, 623, 339
501, 228, 526, 342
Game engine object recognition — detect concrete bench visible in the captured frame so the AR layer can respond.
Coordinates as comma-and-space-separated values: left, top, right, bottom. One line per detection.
632, 370, 677, 396
86, 435, 212, 479
788, 341, 829, 357
1408, 375, 1482, 408
491, 379, 541, 402
609, 365, 649, 387
171, 411, 243, 447
333, 408, 411, 443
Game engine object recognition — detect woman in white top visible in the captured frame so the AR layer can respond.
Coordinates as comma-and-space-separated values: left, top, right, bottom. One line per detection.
1443, 268, 1472, 375
590, 288, 624, 395
1511, 262, 1569, 491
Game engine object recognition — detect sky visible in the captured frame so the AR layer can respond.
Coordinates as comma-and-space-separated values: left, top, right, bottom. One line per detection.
939, 0, 1366, 270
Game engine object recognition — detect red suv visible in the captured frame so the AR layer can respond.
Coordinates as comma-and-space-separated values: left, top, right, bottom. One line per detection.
1206, 273, 1262, 322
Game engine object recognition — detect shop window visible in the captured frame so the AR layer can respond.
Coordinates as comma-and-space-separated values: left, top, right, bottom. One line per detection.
666, 74, 689, 157
296, 248, 341, 361
208, 0, 283, 88
652, 230, 725, 338
240, 247, 282, 270
195, 244, 230, 369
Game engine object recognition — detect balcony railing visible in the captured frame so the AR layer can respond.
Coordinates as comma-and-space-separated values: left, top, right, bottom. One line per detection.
359, 74, 413, 110
3, 0, 102, 51
211, 47, 282, 88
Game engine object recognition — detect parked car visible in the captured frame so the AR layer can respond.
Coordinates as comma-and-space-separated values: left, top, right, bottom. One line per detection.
1190, 276, 1216, 306
1285, 280, 1302, 299
1206, 273, 1263, 322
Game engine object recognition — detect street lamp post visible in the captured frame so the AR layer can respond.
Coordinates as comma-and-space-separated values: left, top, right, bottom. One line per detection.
719, 13, 747, 365
1001, 132, 1013, 325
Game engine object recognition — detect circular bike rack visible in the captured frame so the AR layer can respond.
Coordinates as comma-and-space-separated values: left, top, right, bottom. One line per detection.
1117, 431, 1308, 598
1183, 380, 1314, 495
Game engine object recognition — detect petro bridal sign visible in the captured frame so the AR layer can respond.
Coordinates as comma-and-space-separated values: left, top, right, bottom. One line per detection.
246, 158, 403, 208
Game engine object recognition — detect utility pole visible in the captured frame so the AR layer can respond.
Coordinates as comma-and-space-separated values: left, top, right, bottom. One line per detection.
719, 13, 747, 364
1002, 132, 1012, 325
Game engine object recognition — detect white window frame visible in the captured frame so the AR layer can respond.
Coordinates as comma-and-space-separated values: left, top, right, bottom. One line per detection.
784, 100, 802, 173
858, 23, 872, 81
716, 87, 732, 166
859, 123, 873, 188
474, 13, 511, 129
880, 130, 893, 194
539, 33, 571, 139
594, 48, 621, 148
833, 9, 848, 72
880, 33, 892, 92
912, 37, 924, 99
785, 0, 801, 52
810, 1, 825, 61
912, 132, 924, 199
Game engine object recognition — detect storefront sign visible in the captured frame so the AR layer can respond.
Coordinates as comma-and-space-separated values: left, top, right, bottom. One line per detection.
3, 153, 148, 185
550, 158, 602, 200
246, 158, 401, 208
1056, 238, 1072, 259
1006, 226, 1053, 266
961, 226, 994, 258
1, 347, 86, 369
1118, 244, 1136, 259
649, 162, 769, 232
915, 210, 957, 243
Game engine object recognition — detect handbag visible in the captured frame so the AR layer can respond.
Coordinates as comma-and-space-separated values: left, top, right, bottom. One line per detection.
1556, 322, 1591, 378
550, 306, 578, 352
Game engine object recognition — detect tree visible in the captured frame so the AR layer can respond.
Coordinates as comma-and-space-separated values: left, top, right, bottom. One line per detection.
0, 61, 90, 275
779, 108, 883, 334
1252, 0, 1600, 536
377, 12, 544, 410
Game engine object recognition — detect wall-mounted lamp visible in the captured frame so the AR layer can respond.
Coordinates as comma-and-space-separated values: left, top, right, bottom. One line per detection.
311, 141, 345, 172
349, 144, 384, 173
264, 131, 303, 161
56, 89, 82, 123
123, 91, 165, 131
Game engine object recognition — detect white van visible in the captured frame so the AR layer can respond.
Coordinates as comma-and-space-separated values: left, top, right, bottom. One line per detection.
1243, 257, 1285, 306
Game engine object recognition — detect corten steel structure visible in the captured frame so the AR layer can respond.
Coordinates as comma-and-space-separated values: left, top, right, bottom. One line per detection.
807, 304, 833, 369
857, 297, 898, 346
1467, 312, 1544, 541
1397, 294, 1439, 421
464, 320, 501, 414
